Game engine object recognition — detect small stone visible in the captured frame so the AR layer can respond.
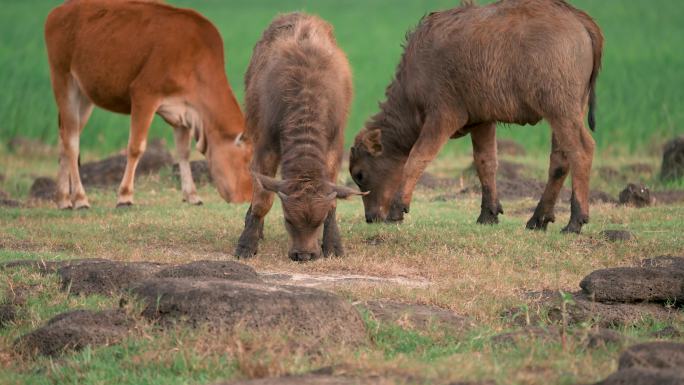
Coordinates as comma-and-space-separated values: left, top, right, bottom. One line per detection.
29, 177, 57, 201
619, 183, 653, 208
618, 342, 684, 371
600, 230, 634, 242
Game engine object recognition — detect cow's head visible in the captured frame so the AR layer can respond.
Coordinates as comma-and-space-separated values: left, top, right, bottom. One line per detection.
200, 130, 253, 203
254, 174, 365, 261
349, 128, 407, 222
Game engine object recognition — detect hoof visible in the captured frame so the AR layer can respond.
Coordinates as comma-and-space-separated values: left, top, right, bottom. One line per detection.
289, 252, 320, 262
322, 243, 344, 258
73, 199, 91, 210
526, 214, 555, 231
234, 244, 257, 259
561, 222, 584, 234
57, 202, 73, 210
183, 196, 203, 206
116, 201, 133, 209
477, 211, 500, 225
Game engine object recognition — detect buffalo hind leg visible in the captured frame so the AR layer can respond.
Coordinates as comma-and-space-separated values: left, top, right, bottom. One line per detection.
545, 117, 594, 234
471, 122, 503, 224
527, 134, 569, 230
173, 126, 202, 205
117, 94, 158, 207
55, 75, 93, 210
235, 145, 280, 259
388, 109, 467, 221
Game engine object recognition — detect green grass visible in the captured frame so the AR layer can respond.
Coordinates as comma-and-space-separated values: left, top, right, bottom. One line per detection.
1, 0, 683, 156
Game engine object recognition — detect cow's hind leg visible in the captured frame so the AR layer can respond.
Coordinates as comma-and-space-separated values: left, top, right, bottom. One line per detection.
527, 134, 569, 231
544, 117, 594, 234
471, 122, 503, 224
117, 94, 158, 207
173, 126, 202, 205
235, 145, 280, 259
55, 75, 93, 209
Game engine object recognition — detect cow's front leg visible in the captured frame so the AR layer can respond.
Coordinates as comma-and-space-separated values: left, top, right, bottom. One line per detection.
471, 122, 503, 224
322, 206, 343, 257
388, 111, 466, 222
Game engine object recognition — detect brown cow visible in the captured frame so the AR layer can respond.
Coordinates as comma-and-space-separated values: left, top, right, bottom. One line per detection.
235, 13, 363, 261
349, 0, 603, 233
44, 0, 252, 209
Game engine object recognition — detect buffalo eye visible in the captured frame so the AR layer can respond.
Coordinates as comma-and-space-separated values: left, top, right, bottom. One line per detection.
353, 171, 364, 185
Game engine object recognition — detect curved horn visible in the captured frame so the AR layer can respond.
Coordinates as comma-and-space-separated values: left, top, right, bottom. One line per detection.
234, 132, 244, 147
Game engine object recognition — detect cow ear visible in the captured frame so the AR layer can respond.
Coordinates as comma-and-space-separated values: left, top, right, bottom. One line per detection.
254, 173, 285, 193
328, 182, 368, 200
362, 129, 383, 156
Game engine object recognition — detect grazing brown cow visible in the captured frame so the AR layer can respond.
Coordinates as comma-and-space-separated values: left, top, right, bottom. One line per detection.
44, 0, 252, 209
235, 13, 363, 261
350, 0, 603, 233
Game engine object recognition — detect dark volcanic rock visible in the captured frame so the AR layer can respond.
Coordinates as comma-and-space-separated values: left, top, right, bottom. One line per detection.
585, 328, 626, 349
58, 260, 167, 296
358, 300, 473, 335
80, 139, 173, 186
216, 375, 382, 385
652, 190, 684, 205
1, 259, 61, 274
15, 309, 133, 356
172, 160, 212, 185
651, 326, 682, 339
133, 278, 366, 344
0, 304, 17, 327
618, 342, 684, 371
661, 136, 684, 182
619, 183, 653, 208
600, 230, 634, 242
29, 177, 57, 201
0, 198, 21, 207
155, 260, 260, 282
640, 256, 684, 271
594, 368, 684, 385
580, 267, 684, 303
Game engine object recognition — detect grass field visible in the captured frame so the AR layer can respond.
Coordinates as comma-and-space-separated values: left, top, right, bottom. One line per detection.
1, 1, 684, 385
1, 0, 683, 156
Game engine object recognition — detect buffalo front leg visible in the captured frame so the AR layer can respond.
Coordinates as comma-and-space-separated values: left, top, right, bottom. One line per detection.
173, 126, 202, 205
235, 146, 280, 259
526, 134, 569, 231
388, 111, 467, 221
322, 206, 343, 257
116, 97, 158, 207
471, 122, 503, 224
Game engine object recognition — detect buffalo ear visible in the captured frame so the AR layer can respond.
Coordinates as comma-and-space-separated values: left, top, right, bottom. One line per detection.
362, 129, 383, 156
328, 182, 368, 200
254, 173, 285, 194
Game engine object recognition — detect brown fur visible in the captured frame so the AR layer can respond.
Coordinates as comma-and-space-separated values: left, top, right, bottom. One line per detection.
44, 0, 252, 209
350, 0, 603, 233
235, 13, 362, 261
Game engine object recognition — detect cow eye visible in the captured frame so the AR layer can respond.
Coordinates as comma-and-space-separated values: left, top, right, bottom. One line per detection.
353, 171, 364, 184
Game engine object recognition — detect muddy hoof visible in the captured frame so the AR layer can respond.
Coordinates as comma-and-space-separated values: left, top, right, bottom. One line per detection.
234, 244, 257, 259
477, 209, 501, 225
289, 252, 320, 262
561, 223, 582, 234
116, 202, 133, 208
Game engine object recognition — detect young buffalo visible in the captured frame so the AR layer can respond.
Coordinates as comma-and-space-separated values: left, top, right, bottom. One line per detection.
235, 13, 363, 261
350, 0, 603, 233
45, 0, 252, 208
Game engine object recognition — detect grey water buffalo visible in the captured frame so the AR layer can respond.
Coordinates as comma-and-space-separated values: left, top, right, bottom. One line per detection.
349, 0, 603, 233
45, 0, 252, 209
235, 13, 364, 261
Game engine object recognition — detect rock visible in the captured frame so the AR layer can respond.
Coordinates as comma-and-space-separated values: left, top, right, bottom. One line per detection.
0, 304, 17, 327
652, 190, 684, 205
580, 267, 684, 303
600, 230, 634, 242
651, 326, 681, 339
0, 198, 21, 208
358, 300, 473, 335
505, 291, 677, 328
172, 160, 212, 185
1, 259, 61, 274
133, 278, 366, 345
29, 177, 57, 201
619, 183, 653, 208
58, 260, 167, 296
585, 328, 626, 349
497, 139, 526, 156
215, 375, 381, 385
491, 326, 559, 346
79, 139, 173, 186
618, 342, 684, 371
594, 368, 684, 385
660, 136, 684, 181
640, 256, 684, 271
14, 309, 133, 356
155, 260, 260, 282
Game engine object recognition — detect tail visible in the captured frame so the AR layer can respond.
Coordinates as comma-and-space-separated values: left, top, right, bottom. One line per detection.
564, 2, 603, 131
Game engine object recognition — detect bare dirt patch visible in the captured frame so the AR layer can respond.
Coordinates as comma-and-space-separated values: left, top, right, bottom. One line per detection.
357, 300, 473, 335
260, 272, 430, 289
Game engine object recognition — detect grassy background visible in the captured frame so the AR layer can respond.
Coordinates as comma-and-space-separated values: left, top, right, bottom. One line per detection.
0, 0, 683, 157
